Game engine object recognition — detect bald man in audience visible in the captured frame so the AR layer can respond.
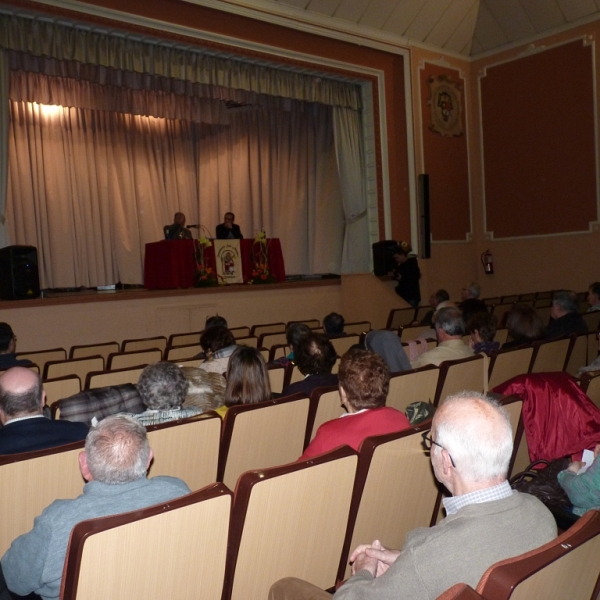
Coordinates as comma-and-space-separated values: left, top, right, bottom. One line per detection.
269, 392, 556, 600
0, 367, 88, 455
0, 414, 190, 599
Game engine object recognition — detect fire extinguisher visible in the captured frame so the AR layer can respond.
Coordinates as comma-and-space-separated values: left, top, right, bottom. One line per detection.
481, 250, 494, 275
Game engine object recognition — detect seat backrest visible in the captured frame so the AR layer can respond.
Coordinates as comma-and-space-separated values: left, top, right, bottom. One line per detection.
267, 363, 286, 394
69, 342, 119, 361
415, 305, 432, 322
519, 293, 536, 302
167, 331, 202, 347
219, 394, 310, 489
339, 426, 439, 580
434, 355, 486, 405
306, 386, 342, 445
565, 333, 588, 376
225, 448, 357, 600
537, 305, 552, 326
476, 509, 600, 600
121, 336, 167, 353
387, 366, 440, 413
16, 348, 67, 375
401, 324, 433, 342
288, 364, 305, 386
164, 344, 202, 361
43, 376, 82, 409
491, 303, 514, 327
534, 297, 552, 308
436, 584, 487, 600
61, 483, 231, 600
484, 297, 501, 306
258, 331, 288, 350
0, 442, 84, 555
386, 307, 417, 329
494, 328, 509, 345
44, 356, 104, 382
250, 322, 286, 337
529, 338, 571, 373
85, 366, 145, 390
170, 358, 204, 368
583, 311, 600, 333
498, 395, 528, 476
287, 319, 320, 328
235, 335, 258, 348
269, 343, 288, 361
488, 347, 534, 390
330, 334, 360, 356
107, 349, 162, 370
588, 332, 598, 366
501, 295, 519, 304
344, 321, 371, 335
230, 326, 251, 339
146, 414, 221, 491
581, 373, 600, 410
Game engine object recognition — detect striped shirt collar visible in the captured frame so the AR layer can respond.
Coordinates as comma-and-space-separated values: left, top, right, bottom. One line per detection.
443, 480, 513, 515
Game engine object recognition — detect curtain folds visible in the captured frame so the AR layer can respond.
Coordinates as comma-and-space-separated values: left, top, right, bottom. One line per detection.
0, 16, 361, 110
0, 50, 9, 247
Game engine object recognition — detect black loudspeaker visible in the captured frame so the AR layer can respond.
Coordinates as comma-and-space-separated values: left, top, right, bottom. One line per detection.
0, 245, 41, 300
372, 240, 398, 276
418, 174, 431, 259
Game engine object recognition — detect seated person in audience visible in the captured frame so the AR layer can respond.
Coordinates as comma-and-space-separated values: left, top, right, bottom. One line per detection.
272, 393, 556, 600
273, 322, 312, 367
216, 346, 271, 418
545, 289, 588, 339
364, 330, 411, 373
466, 312, 499, 356
458, 282, 488, 323
0, 323, 32, 370
0, 414, 190, 599
416, 300, 455, 341
460, 281, 481, 302
199, 326, 237, 374
502, 304, 545, 349
180, 366, 227, 413
128, 362, 203, 427
558, 442, 600, 516
281, 334, 338, 398
205, 314, 228, 330
418, 289, 449, 326
323, 312, 346, 337
587, 282, 600, 312
164, 211, 192, 240
300, 350, 410, 459
410, 306, 473, 369
0, 367, 88, 454
215, 211, 243, 239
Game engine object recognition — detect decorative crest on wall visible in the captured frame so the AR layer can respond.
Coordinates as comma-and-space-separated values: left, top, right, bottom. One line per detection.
427, 75, 463, 137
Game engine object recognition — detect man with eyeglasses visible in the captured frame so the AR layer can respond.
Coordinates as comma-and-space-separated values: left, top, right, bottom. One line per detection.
270, 393, 556, 600
0, 323, 32, 371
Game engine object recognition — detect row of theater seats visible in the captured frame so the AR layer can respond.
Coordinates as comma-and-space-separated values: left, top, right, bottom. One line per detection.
0, 395, 531, 600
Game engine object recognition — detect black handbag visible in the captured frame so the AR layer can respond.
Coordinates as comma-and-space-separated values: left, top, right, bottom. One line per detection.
509, 458, 572, 510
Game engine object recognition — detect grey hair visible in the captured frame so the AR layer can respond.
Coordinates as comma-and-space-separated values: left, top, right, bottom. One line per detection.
434, 392, 513, 483
85, 415, 151, 484
465, 282, 481, 299
434, 306, 465, 336
552, 290, 579, 314
137, 362, 189, 410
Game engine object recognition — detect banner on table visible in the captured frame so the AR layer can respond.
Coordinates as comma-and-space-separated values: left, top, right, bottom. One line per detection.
214, 240, 243, 284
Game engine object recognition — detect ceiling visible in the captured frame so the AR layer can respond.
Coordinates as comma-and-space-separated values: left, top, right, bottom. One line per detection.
216, 0, 600, 57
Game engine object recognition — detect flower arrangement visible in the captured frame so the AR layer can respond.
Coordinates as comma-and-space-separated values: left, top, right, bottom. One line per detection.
194, 237, 218, 287
249, 229, 277, 285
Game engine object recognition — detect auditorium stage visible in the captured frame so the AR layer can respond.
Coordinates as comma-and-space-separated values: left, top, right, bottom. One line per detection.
0, 274, 408, 353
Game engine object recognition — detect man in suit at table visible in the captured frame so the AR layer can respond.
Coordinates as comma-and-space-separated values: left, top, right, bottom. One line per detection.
216, 211, 244, 239
0, 367, 88, 454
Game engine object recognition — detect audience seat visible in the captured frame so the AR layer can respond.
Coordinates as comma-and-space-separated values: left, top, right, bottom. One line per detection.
494, 328, 509, 345
501, 295, 519, 304
16, 348, 67, 376
518, 293, 536, 302
60, 483, 231, 600
223, 447, 357, 600
488, 347, 534, 390
258, 331, 288, 350
234, 335, 259, 348
536, 305, 552, 326
44, 356, 104, 383
386, 307, 417, 329
529, 338, 571, 373
401, 324, 433, 342
305, 386, 341, 447
121, 336, 167, 353
583, 311, 600, 333
534, 297, 552, 308
434, 355, 487, 406
330, 334, 360, 356
267, 363, 286, 394
170, 358, 204, 368
218, 393, 310, 489
490, 304, 513, 327
250, 322, 286, 337
565, 333, 589, 376
484, 297, 501, 306
85, 366, 146, 390
343, 321, 371, 335
580, 372, 600, 411
43, 375, 81, 411
167, 330, 203, 347
69, 342, 119, 361
387, 366, 440, 413
164, 343, 201, 361
499, 395, 528, 476
106, 349, 162, 370
269, 343, 288, 362
415, 305, 432, 322
287, 319, 320, 328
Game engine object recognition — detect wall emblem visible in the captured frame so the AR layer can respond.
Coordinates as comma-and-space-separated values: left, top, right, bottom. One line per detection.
427, 75, 463, 137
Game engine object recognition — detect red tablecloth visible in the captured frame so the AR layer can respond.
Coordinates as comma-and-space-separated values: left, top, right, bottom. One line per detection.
144, 239, 286, 289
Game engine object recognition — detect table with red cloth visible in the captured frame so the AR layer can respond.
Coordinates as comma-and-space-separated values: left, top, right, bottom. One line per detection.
144, 239, 286, 289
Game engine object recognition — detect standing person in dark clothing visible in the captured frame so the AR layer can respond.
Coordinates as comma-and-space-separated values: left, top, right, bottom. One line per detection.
389, 242, 421, 308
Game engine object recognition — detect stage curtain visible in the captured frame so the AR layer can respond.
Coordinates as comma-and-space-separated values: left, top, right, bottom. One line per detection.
0, 50, 9, 248
6, 72, 344, 287
333, 106, 370, 273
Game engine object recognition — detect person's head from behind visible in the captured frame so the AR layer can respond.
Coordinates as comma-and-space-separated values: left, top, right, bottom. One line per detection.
0, 323, 16, 354
461, 282, 481, 301
551, 289, 579, 319
505, 304, 544, 343
588, 282, 600, 307
466, 312, 498, 344
224, 346, 271, 408
205, 315, 228, 331
323, 312, 345, 335
80, 415, 152, 484
0, 367, 44, 423
174, 212, 186, 226
200, 326, 235, 355
286, 323, 311, 355
434, 306, 465, 341
430, 393, 513, 491
295, 334, 337, 377
429, 289, 450, 309
338, 349, 389, 412
137, 362, 189, 410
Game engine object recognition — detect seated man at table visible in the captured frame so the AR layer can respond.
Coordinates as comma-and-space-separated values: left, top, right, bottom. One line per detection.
216, 212, 243, 239
164, 212, 192, 240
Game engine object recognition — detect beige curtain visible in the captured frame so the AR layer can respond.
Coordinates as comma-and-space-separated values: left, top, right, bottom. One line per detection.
0, 49, 9, 247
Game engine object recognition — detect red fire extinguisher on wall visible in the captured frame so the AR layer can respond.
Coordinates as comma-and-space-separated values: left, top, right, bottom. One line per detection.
481, 250, 494, 275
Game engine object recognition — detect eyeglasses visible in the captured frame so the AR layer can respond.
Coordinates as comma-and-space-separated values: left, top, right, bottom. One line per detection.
421, 432, 456, 468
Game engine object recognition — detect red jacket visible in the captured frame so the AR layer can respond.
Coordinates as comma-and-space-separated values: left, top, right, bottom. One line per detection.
301, 406, 411, 460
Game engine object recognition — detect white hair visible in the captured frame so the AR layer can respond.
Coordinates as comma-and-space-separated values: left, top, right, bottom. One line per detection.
434, 392, 513, 483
